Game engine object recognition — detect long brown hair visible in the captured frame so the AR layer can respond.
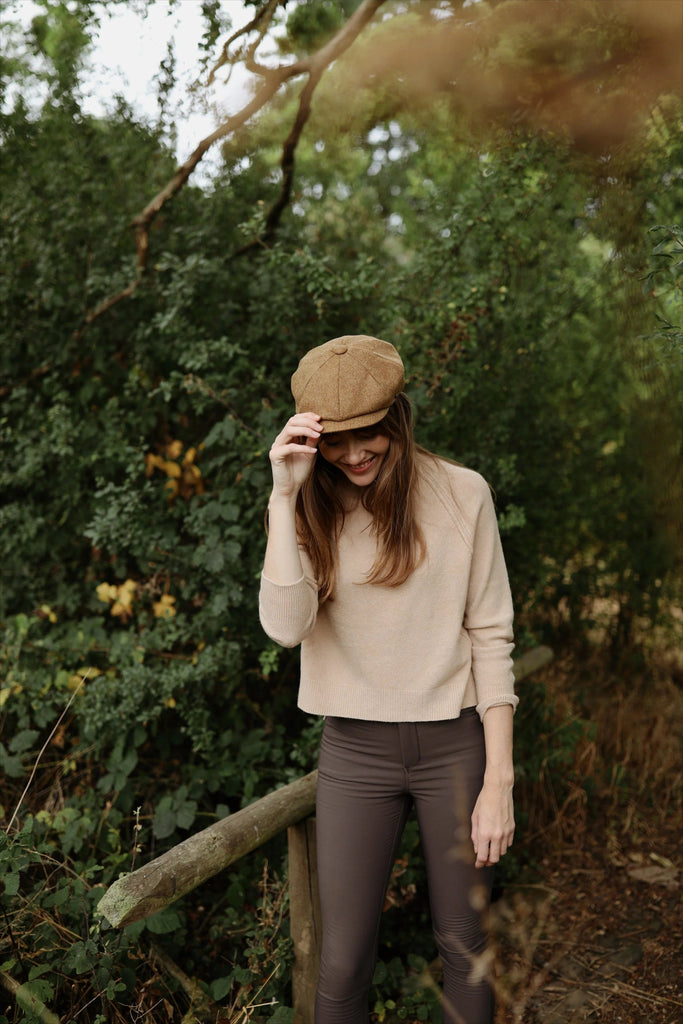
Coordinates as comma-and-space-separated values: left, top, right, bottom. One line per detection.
296, 393, 426, 602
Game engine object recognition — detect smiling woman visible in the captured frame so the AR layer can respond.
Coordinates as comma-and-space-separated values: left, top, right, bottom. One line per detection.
260, 334, 518, 1024
288, 338, 425, 597
318, 427, 390, 483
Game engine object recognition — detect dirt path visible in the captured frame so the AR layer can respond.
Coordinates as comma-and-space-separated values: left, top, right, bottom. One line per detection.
491, 824, 681, 1023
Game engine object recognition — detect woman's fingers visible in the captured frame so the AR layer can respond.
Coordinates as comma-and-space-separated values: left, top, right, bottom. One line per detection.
474, 837, 507, 868
270, 414, 322, 456
478, 835, 511, 867
480, 836, 514, 866
270, 437, 317, 459
281, 413, 322, 439
268, 414, 323, 497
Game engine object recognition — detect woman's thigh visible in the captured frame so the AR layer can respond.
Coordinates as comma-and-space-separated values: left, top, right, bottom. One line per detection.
410, 713, 494, 1023
411, 712, 492, 925
316, 718, 411, 981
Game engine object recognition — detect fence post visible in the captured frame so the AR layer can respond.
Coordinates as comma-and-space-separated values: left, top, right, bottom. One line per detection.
288, 818, 321, 1024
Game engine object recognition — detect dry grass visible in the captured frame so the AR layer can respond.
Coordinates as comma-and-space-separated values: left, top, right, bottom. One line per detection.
488, 629, 682, 1024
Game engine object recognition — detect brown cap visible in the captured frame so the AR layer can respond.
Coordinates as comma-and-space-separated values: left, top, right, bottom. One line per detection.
291, 335, 405, 432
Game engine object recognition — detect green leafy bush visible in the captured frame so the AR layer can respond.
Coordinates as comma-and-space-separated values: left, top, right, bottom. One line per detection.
1, 3, 681, 1020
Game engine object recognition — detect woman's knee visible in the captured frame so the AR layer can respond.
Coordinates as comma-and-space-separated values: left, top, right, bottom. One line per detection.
317, 947, 375, 999
433, 914, 489, 970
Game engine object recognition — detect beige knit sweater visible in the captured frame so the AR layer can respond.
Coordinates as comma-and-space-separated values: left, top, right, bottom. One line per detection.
259, 454, 517, 722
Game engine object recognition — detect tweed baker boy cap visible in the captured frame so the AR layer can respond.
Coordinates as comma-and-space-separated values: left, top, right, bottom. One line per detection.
291, 335, 405, 432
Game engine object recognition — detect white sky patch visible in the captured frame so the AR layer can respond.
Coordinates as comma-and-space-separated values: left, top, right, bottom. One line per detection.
11, 1, 257, 177
86, 3, 253, 157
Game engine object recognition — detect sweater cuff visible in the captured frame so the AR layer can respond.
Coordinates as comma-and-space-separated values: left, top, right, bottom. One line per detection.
260, 570, 306, 588
259, 572, 318, 648
475, 694, 519, 721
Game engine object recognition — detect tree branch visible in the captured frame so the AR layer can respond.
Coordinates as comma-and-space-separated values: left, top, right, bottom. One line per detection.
0, 971, 60, 1024
78, 0, 386, 335
300, 0, 385, 76
97, 771, 318, 928
130, 75, 283, 272
259, 0, 387, 246
207, 0, 283, 87
234, 65, 323, 258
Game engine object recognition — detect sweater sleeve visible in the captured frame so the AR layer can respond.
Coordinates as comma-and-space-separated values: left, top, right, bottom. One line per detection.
463, 478, 518, 719
259, 552, 319, 648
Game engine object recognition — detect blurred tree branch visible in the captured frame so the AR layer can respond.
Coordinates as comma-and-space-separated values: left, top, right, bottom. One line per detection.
78, 0, 682, 337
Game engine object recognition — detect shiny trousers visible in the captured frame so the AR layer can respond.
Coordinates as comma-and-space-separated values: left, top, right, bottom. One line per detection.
314, 711, 494, 1024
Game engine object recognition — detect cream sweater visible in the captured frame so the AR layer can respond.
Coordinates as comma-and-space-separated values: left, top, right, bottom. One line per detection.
259, 454, 517, 722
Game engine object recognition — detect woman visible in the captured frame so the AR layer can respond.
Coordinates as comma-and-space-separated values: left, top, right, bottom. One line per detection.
260, 335, 517, 1024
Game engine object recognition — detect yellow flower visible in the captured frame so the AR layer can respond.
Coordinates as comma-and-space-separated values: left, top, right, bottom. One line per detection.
145, 440, 203, 500
144, 452, 165, 476
0, 683, 23, 708
68, 666, 101, 690
153, 594, 176, 619
166, 439, 183, 460
110, 580, 137, 621
162, 460, 182, 478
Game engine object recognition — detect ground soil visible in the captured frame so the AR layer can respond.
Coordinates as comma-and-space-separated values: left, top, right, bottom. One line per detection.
491, 812, 681, 1024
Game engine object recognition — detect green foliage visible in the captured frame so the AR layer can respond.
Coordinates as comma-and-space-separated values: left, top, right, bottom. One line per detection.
283, 0, 361, 55
372, 954, 442, 1024
1, 2, 682, 1021
0, 814, 134, 1020
29, 0, 94, 97
0, 808, 293, 1021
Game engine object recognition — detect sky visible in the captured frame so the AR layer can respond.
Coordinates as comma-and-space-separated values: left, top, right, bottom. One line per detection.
85, 1, 256, 160
15, 0, 258, 173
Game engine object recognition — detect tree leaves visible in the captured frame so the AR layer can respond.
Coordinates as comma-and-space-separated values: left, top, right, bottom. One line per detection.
0, 4, 681, 1020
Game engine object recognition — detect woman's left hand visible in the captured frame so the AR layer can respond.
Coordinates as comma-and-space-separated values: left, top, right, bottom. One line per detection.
471, 780, 515, 869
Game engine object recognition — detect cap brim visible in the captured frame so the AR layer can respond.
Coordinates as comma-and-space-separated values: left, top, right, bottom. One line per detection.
319, 406, 390, 434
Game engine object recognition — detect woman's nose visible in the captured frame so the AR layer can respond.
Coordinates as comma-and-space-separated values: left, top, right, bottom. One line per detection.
345, 440, 366, 463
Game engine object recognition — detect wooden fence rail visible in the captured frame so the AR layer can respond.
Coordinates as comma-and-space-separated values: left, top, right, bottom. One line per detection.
97, 645, 553, 1022
97, 770, 318, 929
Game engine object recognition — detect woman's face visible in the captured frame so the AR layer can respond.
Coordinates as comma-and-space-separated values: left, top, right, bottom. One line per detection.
318, 426, 390, 487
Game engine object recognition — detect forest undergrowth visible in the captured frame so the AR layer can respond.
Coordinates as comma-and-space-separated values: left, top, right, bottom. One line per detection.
2, 617, 681, 1024
2, 1, 682, 1020
488, 616, 682, 1024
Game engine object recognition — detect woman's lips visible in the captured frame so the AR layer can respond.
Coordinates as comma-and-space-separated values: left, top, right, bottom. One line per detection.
343, 456, 375, 474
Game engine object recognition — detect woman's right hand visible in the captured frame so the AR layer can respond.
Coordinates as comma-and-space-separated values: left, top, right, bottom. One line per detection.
269, 413, 322, 500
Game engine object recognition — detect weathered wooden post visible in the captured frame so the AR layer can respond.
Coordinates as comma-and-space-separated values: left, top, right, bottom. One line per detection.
288, 818, 321, 1024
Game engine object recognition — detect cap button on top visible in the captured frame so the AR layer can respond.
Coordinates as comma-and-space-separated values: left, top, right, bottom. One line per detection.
331, 342, 348, 354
